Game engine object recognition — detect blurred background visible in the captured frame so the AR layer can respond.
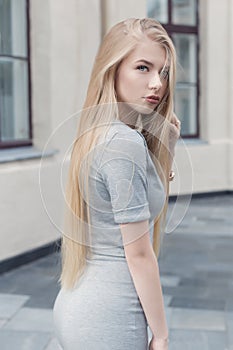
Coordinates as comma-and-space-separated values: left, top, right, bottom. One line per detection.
0, 1, 232, 349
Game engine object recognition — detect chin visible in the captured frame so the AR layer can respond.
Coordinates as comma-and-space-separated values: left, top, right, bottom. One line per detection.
130, 104, 154, 115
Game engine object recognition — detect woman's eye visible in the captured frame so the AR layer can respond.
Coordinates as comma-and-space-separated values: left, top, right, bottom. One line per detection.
137, 65, 149, 72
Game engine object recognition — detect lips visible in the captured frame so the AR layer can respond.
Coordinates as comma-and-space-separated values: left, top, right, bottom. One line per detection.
144, 95, 160, 104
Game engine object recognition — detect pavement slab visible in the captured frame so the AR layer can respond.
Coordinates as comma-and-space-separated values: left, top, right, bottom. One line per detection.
44, 337, 62, 350
170, 308, 226, 331
0, 329, 51, 350
0, 293, 29, 319
168, 329, 227, 350
3, 308, 54, 333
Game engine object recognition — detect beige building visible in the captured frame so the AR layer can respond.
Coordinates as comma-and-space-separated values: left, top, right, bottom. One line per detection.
0, 0, 232, 263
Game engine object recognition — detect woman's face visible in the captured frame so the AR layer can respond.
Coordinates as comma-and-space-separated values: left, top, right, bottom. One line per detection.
115, 37, 169, 114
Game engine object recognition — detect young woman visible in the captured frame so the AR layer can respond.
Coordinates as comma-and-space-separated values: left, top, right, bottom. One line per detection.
53, 18, 181, 350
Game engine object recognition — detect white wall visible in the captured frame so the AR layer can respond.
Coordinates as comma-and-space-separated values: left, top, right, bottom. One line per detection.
0, 159, 60, 261
229, 0, 233, 190
30, 0, 52, 150
102, 0, 147, 32
49, 0, 101, 152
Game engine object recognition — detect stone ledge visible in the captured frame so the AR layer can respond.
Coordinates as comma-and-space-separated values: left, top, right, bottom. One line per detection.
0, 146, 58, 164
0, 240, 61, 275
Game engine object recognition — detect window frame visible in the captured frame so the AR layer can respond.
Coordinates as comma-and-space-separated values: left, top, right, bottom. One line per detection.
0, 0, 32, 149
149, 0, 200, 138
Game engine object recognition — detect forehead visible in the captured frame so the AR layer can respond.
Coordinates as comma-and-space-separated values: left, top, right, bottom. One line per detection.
125, 37, 167, 67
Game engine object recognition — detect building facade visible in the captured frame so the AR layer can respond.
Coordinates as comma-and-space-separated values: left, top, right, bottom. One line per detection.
0, 0, 232, 261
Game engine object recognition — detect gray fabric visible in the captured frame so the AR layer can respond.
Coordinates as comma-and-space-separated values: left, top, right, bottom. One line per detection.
53, 120, 166, 349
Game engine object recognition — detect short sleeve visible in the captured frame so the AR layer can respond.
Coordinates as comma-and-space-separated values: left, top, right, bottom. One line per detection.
99, 133, 151, 224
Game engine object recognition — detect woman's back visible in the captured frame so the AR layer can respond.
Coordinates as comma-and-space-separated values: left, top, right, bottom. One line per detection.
82, 120, 166, 259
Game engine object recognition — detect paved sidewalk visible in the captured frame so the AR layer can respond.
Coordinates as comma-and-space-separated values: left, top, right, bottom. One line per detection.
0, 193, 232, 350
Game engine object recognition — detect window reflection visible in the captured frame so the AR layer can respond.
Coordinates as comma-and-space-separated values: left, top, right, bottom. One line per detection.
175, 85, 197, 135
147, 0, 168, 24
0, 0, 29, 145
0, 0, 27, 57
173, 33, 197, 135
173, 33, 197, 83
172, 0, 196, 25
0, 58, 29, 141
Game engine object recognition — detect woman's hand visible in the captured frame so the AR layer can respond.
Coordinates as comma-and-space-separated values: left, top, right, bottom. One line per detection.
170, 113, 181, 140
149, 336, 169, 350
168, 112, 181, 159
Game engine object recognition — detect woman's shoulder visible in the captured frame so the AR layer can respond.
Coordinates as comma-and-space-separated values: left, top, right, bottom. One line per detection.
106, 120, 146, 147
94, 120, 148, 170
92, 120, 148, 171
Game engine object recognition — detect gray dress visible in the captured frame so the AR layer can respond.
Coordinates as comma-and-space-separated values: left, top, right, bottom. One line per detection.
53, 120, 166, 350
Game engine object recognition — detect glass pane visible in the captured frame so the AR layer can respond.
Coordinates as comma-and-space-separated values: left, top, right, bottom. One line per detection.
147, 0, 168, 23
173, 33, 197, 83
175, 84, 197, 135
0, 58, 29, 141
172, 0, 197, 25
0, 0, 27, 56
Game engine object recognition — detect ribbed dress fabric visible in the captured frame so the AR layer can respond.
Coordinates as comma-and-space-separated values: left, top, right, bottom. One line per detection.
53, 120, 166, 350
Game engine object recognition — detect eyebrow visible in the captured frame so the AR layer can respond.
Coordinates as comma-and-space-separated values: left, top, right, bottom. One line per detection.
135, 59, 154, 67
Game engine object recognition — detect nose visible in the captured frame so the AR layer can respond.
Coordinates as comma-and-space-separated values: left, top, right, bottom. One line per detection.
148, 72, 162, 91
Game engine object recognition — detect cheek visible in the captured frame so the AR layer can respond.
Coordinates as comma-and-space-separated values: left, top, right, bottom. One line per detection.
116, 69, 135, 100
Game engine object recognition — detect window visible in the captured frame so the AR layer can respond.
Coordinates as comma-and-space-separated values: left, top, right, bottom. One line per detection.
0, 0, 31, 149
148, 0, 199, 137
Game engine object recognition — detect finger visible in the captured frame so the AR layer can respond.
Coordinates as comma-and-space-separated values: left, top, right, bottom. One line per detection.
174, 119, 181, 128
170, 115, 180, 125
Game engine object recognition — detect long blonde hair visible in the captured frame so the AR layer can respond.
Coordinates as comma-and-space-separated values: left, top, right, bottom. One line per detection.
60, 18, 176, 290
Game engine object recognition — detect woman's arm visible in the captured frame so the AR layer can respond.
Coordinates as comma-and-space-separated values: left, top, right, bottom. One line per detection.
120, 220, 169, 344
